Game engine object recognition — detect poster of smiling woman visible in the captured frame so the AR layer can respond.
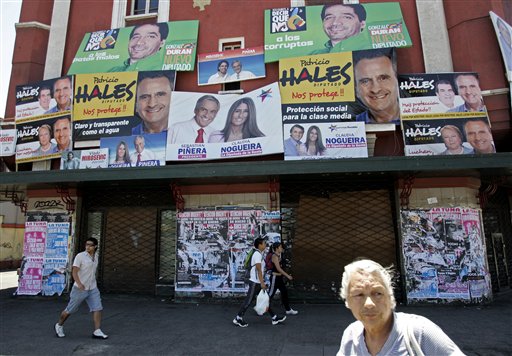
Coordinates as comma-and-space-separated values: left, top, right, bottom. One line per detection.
166, 83, 283, 161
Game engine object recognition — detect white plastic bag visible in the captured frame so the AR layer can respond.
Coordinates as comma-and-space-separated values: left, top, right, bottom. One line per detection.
254, 289, 269, 315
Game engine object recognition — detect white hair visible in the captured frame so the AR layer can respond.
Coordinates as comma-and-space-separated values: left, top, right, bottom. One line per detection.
340, 259, 396, 309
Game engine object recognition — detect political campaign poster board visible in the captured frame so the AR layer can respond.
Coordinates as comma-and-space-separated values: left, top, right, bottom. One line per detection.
72, 70, 175, 146
400, 208, 491, 303
279, 51, 367, 159
166, 83, 283, 161
264, 2, 412, 63
198, 47, 266, 86
60, 149, 109, 170
0, 129, 16, 157
399, 73, 495, 156
68, 21, 199, 74
176, 209, 279, 295
15, 79, 58, 120
490, 12, 512, 81
15, 115, 72, 164
100, 132, 167, 168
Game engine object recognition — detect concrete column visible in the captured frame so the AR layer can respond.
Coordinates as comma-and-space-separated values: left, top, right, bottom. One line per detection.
43, 0, 71, 79
158, 1, 170, 22
416, 0, 453, 72
111, 0, 127, 28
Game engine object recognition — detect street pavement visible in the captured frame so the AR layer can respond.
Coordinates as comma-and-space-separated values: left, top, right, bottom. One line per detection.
0, 270, 511, 356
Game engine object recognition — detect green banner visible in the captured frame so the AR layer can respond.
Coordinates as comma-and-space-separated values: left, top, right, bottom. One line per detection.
264, 3, 411, 63
68, 21, 199, 74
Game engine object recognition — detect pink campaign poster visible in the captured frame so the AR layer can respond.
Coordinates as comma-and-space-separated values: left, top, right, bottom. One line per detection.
18, 221, 47, 295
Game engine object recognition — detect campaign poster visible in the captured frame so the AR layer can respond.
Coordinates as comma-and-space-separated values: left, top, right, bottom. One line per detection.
283, 122, 367, 159
198, 47, 266, 86
280, 51, 367, 159
68, 21, 199, 74
15, 115, 72, 163
176, 209, 279, 294
17, 221, 47, 295
60, 148, 109, 170
0, 129, 16, 156
41, 222, 69, 296
100, 132, 167, 167
264, 3, 412, 63
73, 70, 175, 145
401, 208, 492, 303
166, 83, 283, 161
15, 76, 72, 120
399, 73, 495, 156
490, 12, 512, 81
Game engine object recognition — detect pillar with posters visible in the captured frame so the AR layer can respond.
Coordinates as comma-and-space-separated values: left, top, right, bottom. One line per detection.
17, 212, 70, 296
400, 208, 492, 304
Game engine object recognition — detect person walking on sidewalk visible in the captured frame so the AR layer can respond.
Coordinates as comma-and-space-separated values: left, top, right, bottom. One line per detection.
54, 238, 108, 339
233, 237, 286, 327
267, 242, 298, 316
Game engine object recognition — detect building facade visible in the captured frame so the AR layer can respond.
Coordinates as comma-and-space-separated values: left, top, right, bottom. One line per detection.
1, 0, 511, 303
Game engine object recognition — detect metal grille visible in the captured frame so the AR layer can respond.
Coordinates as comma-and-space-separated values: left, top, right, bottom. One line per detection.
82, 186, 174, 294
281, 180, 398, 302
482, 188, 512, 292
101, 207, 157, 294
158, 210, 176, 285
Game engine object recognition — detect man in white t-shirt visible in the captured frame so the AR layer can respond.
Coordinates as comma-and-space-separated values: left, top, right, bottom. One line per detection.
54, 238, 108, 339
233, 237, 286, 327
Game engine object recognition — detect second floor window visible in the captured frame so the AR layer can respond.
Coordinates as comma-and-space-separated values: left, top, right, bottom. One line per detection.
132, 0, 159, 15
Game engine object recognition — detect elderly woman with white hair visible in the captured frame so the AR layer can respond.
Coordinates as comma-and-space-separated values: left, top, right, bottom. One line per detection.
337, 259, 465, 356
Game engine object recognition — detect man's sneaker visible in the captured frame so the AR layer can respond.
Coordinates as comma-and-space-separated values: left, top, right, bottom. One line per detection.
92, 329, 108, 339
54, 323, 65, 338
232, 316, 248, 328
286, 308, 299, 315
272, 315, 286, 325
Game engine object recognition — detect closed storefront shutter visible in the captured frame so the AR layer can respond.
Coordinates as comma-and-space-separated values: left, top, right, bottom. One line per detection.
281, 180, 399, 302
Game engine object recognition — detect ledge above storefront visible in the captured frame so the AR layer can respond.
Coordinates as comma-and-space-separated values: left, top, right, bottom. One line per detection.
1, 153, 511, 191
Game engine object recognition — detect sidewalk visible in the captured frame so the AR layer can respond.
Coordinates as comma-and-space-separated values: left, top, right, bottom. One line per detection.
1, 284, 511, 355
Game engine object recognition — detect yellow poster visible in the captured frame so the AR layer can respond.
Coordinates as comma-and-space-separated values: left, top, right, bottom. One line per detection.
279, 52, 355, 104
73, 72, 137, 121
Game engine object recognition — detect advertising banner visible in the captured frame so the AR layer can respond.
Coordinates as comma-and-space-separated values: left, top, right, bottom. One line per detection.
198, 46, 266, 85
41, 222, 69, 296
0, 129, 16, 156
490, 12, 512, 81
17, 221, 47, 295
280, 51, 366, 159
73, 70, 175, 144
100, 132, 167, 167
264, 2, 412, 63
68, 21, 199, 74
15, 76, 72, 120
60, 149, 109, 169
399, 73, 495, 156
176, 209, 280, 294
15, 115, 72, 163
166, 83, 283, 161
401, 208, 491, 303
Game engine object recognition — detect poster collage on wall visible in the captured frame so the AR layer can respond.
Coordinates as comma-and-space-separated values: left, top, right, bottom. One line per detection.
400, 208, 491, 303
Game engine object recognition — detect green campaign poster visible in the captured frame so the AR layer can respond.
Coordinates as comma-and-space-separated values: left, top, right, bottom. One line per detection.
68, 21, 199, 74
264, 2, 411, 63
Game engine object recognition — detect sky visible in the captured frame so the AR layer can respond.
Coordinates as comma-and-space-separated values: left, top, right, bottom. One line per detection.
0, 0, 22, 118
